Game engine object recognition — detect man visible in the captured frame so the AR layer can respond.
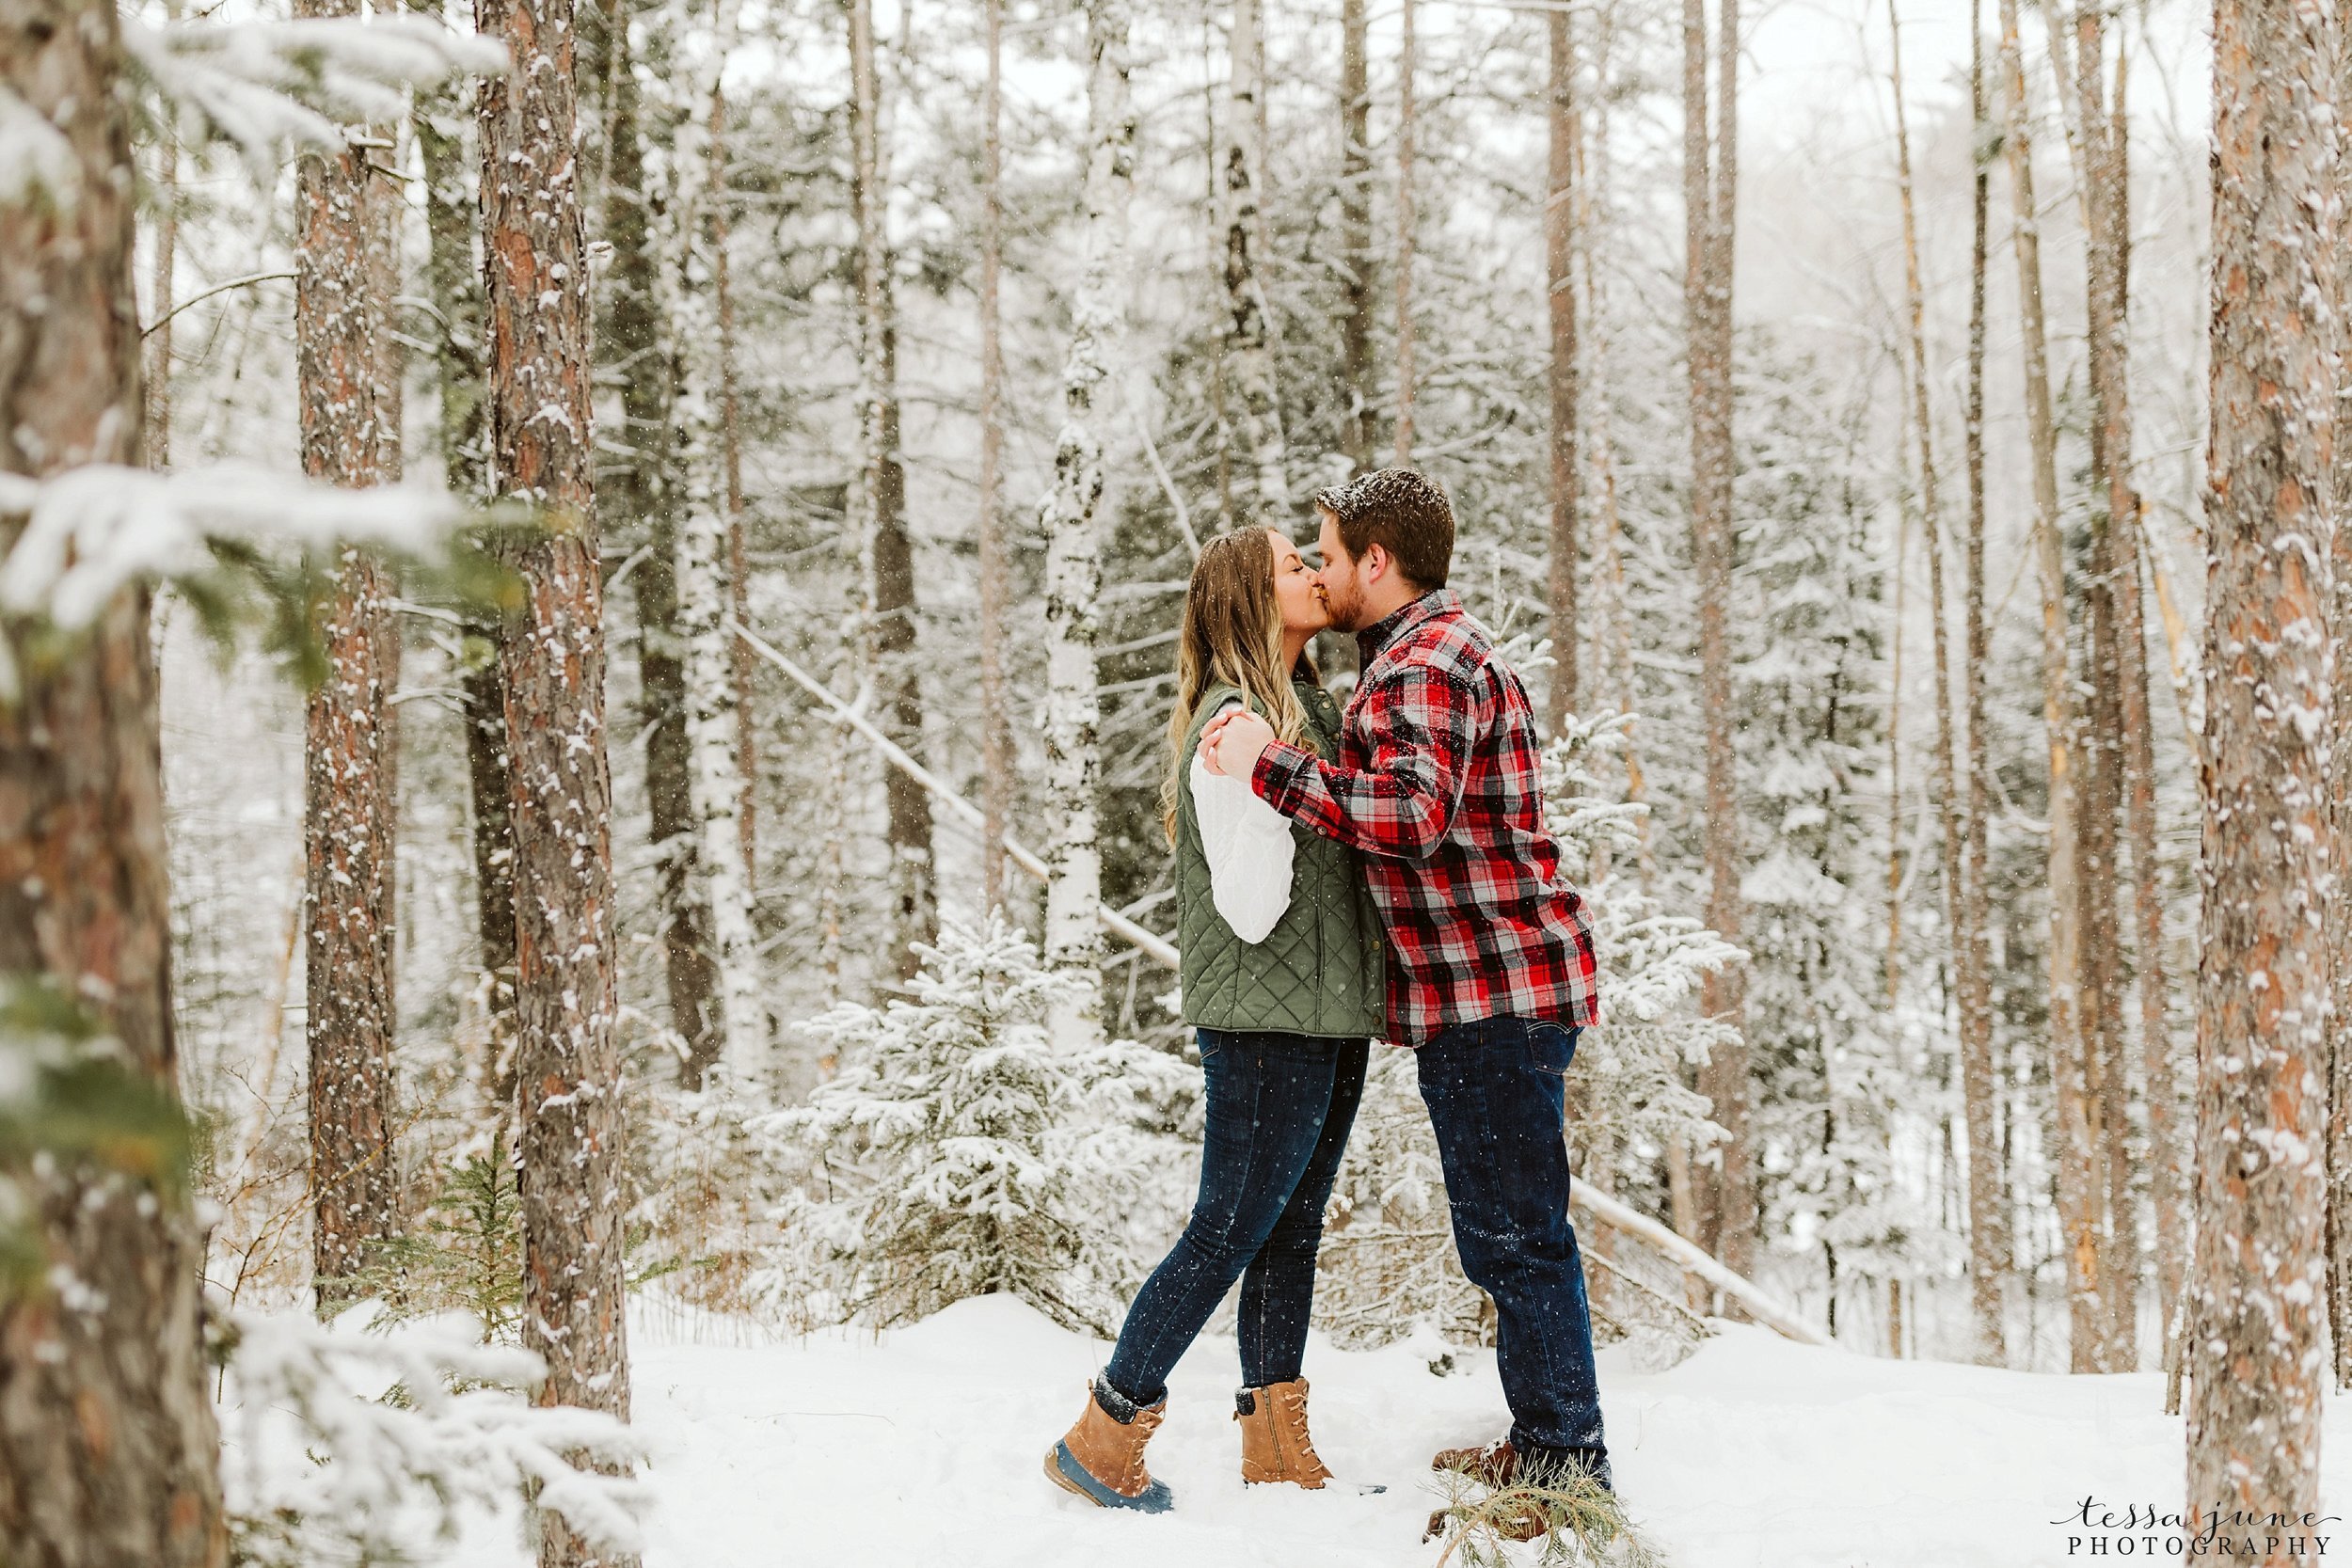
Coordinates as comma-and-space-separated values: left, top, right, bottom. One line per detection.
1199, 467, 1612, 1515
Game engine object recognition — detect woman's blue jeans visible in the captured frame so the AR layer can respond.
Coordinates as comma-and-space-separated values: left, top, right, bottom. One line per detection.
1102, 1029, 1370, 1406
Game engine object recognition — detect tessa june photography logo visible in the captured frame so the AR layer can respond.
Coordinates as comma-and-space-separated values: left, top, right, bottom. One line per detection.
2056, 1499, 2341, 1559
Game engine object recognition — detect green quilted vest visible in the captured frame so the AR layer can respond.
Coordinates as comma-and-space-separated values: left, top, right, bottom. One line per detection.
1174, 678, 1386, 1039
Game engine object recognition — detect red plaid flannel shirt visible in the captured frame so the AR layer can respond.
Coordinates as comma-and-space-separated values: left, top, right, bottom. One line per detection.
1249, 588, 1600, 1045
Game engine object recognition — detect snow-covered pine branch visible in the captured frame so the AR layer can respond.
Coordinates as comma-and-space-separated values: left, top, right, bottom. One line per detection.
0, 462, 462, 626
218, 1305, 651, 1567
124, 12, 505, 175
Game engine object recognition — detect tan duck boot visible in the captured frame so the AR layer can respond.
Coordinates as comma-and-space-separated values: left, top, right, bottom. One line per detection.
1236, 1378, 1383, 1493
1045, 1378, 1174, 1513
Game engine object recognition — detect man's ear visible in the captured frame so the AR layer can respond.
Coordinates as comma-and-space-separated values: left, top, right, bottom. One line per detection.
1363, 542, 1390, 584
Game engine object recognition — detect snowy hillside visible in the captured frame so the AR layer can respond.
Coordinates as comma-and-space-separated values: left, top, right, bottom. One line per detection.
379, 1293, 2342, 1568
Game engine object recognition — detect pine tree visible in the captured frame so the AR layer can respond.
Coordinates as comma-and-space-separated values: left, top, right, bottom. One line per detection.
295, 0, 402, 1314
762, 917, 1189, 1334
2187, 0, 2336, 1524
0, 0, 227, 1553
1543, 0, 1580, 732
476, 0, 641, 1544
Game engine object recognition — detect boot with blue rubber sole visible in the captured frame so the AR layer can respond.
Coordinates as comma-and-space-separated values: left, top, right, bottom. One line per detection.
1044, 1377, 1174, 1513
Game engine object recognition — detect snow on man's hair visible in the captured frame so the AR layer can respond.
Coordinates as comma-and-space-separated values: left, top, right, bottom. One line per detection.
1310, 467, 1455, 589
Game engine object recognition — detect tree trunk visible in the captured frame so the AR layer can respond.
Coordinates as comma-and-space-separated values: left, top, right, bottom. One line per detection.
849, 0, 934, 982
1544, 1, 1579, 734
296, 0, 401, 1316
681, 474, 758, 1069
2188, 0, 2336, 1524
476, 0, 640, 1544
1685, 0, 1750, 1278
1996, 0, 2101, 1373
1957, 0, 2011, 1367
1041, 0, 1135, 1051
1391, 0, 1416, 467
2331, 0, 2352, 1398
147, 21, 179, 470
1889, 0, 1997, 1364
1222, 0, 1286, 511
601, 9, 720, 1085
978, 0, 1014, 913
1338, 0, 1373, 474
0, 0, 226, 1555
704, 46, 757, 895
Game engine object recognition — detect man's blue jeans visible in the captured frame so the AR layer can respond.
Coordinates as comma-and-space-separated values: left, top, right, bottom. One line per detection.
1103, 1029, 1370, 1407
1417, 1016, 1611, 1486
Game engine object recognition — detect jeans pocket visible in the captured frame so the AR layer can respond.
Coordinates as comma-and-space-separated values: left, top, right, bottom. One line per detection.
1196, 1027, 1230, 1064
1526, 1022, 1580, 1077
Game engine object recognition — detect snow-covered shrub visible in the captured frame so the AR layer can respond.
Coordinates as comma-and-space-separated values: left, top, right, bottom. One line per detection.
1314, 711, 1738, 1360
217, 1306, 650, 1567
751, 915, 1195, 1335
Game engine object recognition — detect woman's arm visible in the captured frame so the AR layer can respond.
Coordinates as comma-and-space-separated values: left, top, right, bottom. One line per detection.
1189, 704, 1295, 942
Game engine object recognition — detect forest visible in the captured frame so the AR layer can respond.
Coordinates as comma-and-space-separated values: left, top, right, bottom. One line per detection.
0, 0, 2342, 1561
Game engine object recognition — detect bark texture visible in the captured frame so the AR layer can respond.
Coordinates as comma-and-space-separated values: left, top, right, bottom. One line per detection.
2187, 0, 2336, 1524
849, 0, 934, 981
1544, 1, 1579, 733
1996, 0, 2102, 1371
477, 0, 640, 1547
0, 0, 226, 1558
1221, 0, 1286, 512
1391, 0, 1417, 467
1041, 0, 1135, 1050
1684, 0, 1751, 1278
296, 0, 401, 1314
978, 0, 1014, 912
1337, 0, 1373, 474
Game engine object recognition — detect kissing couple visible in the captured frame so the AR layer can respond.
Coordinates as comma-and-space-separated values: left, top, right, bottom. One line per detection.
1042, 467, 1613, 1538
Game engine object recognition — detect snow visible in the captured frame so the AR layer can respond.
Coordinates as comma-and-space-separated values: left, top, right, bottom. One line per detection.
405, 1292, 2352, 1568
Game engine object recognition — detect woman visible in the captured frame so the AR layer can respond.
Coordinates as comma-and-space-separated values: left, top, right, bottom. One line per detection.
1044, 526, 1386, 1513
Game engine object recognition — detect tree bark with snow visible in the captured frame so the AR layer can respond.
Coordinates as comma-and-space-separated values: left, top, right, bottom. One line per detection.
408, 0, 516, 1089
978, 0, 1014, 913
1543, 0, 1579, 733
1041, 0, 1136, 1051
2187, 0, 2336, 1523
1996, 0, 2103, 1372
1337, 0, 1373, 475
704, 28, 757, 895
1221, 0, 1286, 512
295, 0, 402, 1315
1956, 0, 2011, 1367
1391, 0, 1417, 467
0, 0, 227, 1556
849, 0, 935, 981
477, 0, 640, 1544
601, 6, 722, 1085
2331, 0, 2352, 1397
1683, 0, 1751, 1279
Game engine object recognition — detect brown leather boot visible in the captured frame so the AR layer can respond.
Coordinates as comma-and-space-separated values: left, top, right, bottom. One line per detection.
1235, 1377, 1335, 1488
1431, 1436, 1518, 1489
1045, 1380, 1174, 1513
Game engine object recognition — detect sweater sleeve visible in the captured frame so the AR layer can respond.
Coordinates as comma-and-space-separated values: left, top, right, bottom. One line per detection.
1189, 700, 1296, 943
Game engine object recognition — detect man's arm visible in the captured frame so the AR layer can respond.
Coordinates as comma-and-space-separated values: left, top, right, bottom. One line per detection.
1245, 665, 1482, 861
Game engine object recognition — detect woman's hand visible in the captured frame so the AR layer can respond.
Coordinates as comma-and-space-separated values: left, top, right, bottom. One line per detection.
1198, 708, 1278, 782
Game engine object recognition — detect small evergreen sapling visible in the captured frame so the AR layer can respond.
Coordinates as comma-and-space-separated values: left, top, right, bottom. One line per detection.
755, 915, 1191, 1335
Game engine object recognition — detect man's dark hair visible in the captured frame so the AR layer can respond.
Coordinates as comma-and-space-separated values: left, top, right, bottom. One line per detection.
1311, 467, 1454, 589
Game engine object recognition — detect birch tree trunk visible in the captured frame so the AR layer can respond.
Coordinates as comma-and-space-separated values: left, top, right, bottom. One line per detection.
294, 11, 402, 1307
2187, 0, 2336, 1523
849, 0, 934, 981
1544, 0, 1579, 734
1222, 0, 1286, 511
1391, 0, 1416, 467
1041, 0, 1135, 1051
978, 0, 1014, 912
1996, 0, 2103, 1372
1958, 0, 2011, 1367
1685, 0, 1751, 1277
680, 472, 758, 1069
703, 31, 757, 893
477, 0, 640, 1543
1888, 0, 1997, 1364
0, 0, 226, 1554
1338, 0, 1373, 474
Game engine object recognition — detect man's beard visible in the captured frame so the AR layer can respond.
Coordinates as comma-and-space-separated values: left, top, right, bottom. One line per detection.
1321, 576, 1366, 632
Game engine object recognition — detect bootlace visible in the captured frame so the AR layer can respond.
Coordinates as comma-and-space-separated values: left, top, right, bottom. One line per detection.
1278, 1385, 1327, 1474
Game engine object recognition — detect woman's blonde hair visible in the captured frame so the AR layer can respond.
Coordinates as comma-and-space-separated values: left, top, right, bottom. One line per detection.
1161, 526, 1315, 844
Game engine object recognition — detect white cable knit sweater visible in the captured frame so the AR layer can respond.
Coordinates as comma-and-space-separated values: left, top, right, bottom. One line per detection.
1186, 697, 1295, 943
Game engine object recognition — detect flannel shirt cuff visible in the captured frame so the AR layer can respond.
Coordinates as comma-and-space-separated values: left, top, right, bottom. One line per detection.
1250, 738, 1313, 810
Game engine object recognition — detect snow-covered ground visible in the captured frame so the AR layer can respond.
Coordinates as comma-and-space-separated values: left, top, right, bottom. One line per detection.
425, 1293, 2351, 1568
